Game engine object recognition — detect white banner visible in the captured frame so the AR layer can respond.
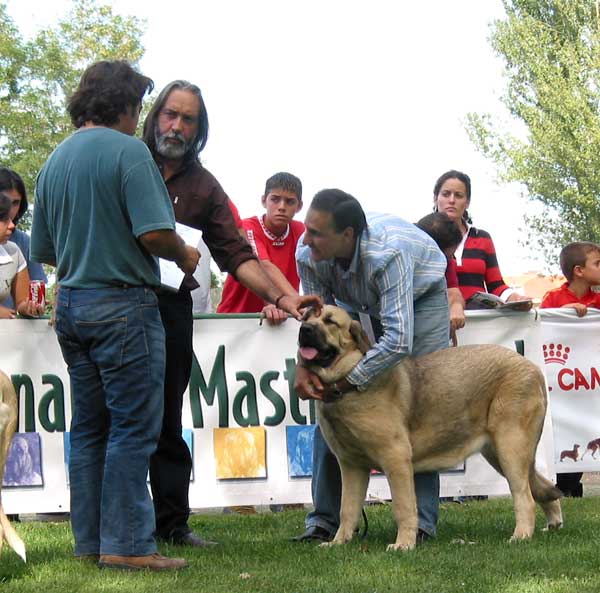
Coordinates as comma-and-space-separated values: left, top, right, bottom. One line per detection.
0, 310, 558, 513
540, 309, 600, 472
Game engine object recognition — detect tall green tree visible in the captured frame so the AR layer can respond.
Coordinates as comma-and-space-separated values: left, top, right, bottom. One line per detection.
466, 0, 600, 266
0, 0, 145, 201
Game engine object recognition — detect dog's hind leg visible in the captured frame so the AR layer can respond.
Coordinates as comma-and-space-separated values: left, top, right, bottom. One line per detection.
488, 433, 537, 541
325, 463, 369, 546
529, 468, 563, 531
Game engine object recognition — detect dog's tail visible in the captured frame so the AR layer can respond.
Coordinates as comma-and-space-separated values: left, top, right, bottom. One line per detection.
0, 503, 26, 562
529, 467, 562, 503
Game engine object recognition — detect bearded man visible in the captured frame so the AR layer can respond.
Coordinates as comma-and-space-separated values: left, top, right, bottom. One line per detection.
142, 81, 320, 547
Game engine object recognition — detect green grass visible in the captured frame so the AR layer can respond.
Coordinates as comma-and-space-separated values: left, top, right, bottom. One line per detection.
1, 497, 599, 593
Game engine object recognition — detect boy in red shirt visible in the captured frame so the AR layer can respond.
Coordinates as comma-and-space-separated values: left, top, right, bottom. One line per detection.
541, 241, 600, 497
541, 241, 600, 315
217, 172, 303, 323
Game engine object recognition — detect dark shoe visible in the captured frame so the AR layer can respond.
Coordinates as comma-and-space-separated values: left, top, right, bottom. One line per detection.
98, 552, 188, 571
290, 525, 333, 542
170, 531, 219, 547
416, 529, 432, 545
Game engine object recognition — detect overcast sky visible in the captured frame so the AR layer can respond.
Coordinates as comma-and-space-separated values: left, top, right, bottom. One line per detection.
6, 0, 544, 275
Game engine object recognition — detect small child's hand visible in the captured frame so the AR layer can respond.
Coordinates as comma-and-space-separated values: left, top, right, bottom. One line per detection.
565, 303, 587, 317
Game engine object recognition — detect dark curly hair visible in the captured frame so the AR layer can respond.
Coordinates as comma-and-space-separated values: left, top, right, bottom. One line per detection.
67, 60, 154, 129
0, 167, 27, 223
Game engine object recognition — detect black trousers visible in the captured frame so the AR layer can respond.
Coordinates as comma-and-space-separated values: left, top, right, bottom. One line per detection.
150, 290, 194, 539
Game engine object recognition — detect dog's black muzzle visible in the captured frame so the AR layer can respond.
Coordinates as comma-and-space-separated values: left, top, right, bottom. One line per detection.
298, 323, 338, 368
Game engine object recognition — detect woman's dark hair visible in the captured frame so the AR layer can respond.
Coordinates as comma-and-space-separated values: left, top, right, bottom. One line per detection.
310, 189, 367, 238
67, 60, 154, 128
0, 192, 13, 222
416, 212, 463, 250
142, 80, 209, 164
433, 169, 472, 224
0, 167, 27, 223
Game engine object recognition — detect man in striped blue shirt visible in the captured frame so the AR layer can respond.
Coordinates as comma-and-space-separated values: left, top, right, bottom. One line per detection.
292, 189, 450, 544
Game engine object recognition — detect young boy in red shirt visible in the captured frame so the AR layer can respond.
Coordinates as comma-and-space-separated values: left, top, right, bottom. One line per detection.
541, 241, 600, 315
541, 241, 600, 497
217, 172, 303, 323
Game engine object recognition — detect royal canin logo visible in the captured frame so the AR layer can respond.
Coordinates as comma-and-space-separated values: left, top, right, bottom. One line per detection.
543, 343, 570, 365
543, 342, 600, 391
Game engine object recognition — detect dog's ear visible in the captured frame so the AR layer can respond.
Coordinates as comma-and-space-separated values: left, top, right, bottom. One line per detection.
301, 306, 317, 321
350, 320, 372, 354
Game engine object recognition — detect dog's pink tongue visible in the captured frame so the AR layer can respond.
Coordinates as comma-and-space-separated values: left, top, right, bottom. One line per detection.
299, 347, 319, 360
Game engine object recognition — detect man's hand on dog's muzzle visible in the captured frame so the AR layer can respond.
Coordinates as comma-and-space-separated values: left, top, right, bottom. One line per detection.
294, 365, 326, 401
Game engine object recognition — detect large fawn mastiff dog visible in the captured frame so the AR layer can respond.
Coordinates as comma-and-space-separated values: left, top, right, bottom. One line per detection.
0, 370, 26, 561
297, 305, 563, 551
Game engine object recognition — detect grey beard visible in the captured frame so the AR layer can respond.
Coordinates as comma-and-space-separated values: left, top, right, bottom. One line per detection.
155, 129, 189, 159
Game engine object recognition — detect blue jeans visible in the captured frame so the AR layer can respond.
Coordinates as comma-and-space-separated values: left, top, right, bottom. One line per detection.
306, 279, 449, 536
55, 286, 165, 556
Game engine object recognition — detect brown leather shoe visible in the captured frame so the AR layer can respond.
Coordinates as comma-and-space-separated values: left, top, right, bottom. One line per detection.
98, 552, 188, 571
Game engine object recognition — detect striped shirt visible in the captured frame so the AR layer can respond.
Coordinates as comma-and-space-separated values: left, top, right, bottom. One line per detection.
296, 212, 446, 388
455, 226, 510, 302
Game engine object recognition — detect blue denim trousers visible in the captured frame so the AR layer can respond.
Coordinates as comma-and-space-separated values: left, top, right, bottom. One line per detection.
55, 286, 165, 556
306, 279, 449, 536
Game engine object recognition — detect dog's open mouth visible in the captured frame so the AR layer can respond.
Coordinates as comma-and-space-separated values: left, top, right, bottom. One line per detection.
298, 340, 338, 368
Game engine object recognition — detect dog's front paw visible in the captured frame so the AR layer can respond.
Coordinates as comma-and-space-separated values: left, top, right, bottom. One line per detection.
386, 541, 415, 552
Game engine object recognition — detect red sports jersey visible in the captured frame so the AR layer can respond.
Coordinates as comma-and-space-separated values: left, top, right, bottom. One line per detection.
228, 198, 242, 228
541, 283, 600, 309
217, 216, 305, 313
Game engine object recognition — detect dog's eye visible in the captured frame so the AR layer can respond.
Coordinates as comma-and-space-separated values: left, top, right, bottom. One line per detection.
323, 316, 338, 327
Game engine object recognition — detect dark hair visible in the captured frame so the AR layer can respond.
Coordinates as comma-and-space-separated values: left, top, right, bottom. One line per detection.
67, 60, 154, 128
142, 80, 209, 163
310, 189, 367, 238
264, 172, 302, 201
416, 212, 463, 251
433, 169, 472, 224
559, 241, 600, 282
0, 167, 27, 223
0, 192, 12, 222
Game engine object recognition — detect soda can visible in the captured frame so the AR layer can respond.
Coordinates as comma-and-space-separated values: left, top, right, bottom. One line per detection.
29, 280, 46, 308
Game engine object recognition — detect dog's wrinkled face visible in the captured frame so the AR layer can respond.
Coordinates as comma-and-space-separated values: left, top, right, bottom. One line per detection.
297, 305, 371, 368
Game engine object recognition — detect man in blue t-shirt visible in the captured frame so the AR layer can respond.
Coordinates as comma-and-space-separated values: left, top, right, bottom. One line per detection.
31, 60, 199, 572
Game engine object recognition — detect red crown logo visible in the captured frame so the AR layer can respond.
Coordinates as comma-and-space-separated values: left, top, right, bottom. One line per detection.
543, 343, 571, 365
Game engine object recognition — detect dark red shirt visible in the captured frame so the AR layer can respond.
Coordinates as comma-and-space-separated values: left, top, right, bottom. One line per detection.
446, 257, 459, 289
163, 161, 254, 275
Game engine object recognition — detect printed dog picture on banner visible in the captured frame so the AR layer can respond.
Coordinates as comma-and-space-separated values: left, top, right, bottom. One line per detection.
3, 432, 43, 487
286, 425, 315, 477
214, 427, 267, 479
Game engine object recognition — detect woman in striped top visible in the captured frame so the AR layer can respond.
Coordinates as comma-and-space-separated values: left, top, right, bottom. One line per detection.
433, 170, 531, 308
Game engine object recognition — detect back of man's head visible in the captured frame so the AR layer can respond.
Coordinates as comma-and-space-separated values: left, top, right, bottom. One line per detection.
142, 80, 209, 163
310, 189, 367, 238
67, 60, 154, 129
416, 212, 462, 251
560, 241, 600, 282
264, 172, 302, 201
